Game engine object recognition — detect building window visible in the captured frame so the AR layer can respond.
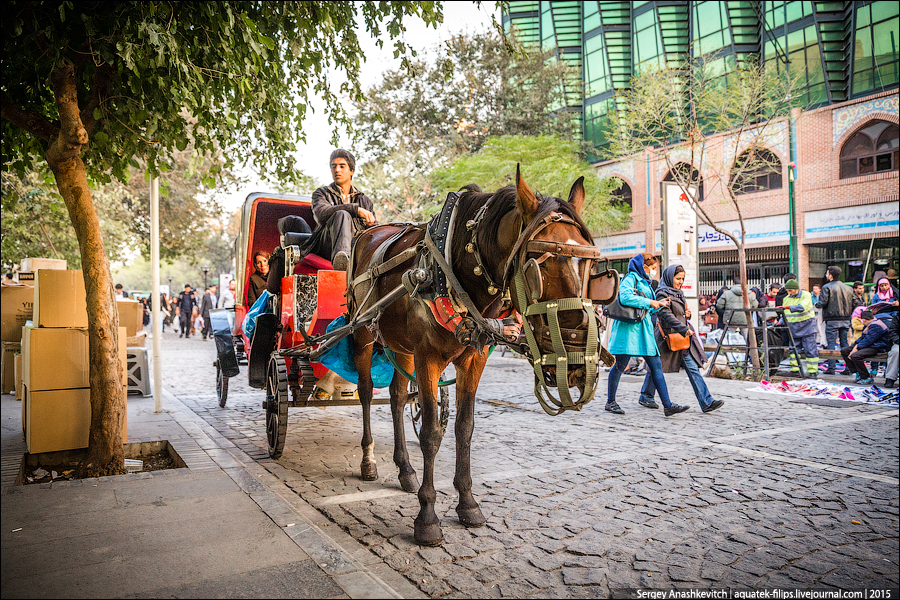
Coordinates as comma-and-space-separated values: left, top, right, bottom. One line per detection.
664, 163, 704, 201
853, 1, 900, 96
839, 119, 900, 179
731, 148, 783, 195
610, 179, 632, 209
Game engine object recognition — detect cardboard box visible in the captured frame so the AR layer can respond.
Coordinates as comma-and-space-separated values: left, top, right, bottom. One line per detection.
116, 299, 143, 337
20, 257, 67, 272
25, 386, 127, 454
126, 331, 147, 348
1, 285, 34, 342
34, 270, 88, 328
15, 353, 23, 401
1, 342, 18, 394
23, 327, 90, 392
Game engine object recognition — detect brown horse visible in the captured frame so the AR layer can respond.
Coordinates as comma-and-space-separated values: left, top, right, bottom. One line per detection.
347, 168, 603, 546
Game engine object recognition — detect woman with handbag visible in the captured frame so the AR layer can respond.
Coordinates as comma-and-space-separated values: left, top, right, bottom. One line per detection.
638, 265, 725, 413
605, 253, 690, 416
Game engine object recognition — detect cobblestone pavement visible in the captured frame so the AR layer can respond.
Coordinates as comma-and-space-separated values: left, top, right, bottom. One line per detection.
159, 331, 899, 597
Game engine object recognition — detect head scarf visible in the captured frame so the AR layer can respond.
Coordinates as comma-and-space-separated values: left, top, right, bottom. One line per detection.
852, 305, 865, 320
656, 264, 685, 300
628, 253, 649, 281
875, 277, 894, 300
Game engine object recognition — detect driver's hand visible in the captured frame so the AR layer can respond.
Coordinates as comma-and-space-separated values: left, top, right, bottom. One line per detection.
503, 322, 521, 341
685, 308, 691, 318
358, 207, 377, 226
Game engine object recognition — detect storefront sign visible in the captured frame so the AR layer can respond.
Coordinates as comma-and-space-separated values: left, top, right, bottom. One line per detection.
804, 202, 899, 239
593, 231, 647, 257
662, 183, 699, 298
698, 214, 790, 249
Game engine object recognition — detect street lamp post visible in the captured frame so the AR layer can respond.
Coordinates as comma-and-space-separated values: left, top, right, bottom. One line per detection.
201, 266, 209, 289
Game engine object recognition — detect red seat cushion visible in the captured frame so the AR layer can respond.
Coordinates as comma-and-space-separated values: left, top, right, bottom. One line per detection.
294, 253, 333, 275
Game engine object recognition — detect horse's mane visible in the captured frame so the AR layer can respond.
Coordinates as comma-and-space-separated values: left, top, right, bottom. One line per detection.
450, 185, 592, 278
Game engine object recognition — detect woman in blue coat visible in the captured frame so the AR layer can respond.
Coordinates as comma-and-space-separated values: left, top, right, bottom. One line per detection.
606, 253, 690, 416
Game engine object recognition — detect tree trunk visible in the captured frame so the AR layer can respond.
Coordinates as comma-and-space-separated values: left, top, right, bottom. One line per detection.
44, 63, 125, 477
737, 245, 761, 371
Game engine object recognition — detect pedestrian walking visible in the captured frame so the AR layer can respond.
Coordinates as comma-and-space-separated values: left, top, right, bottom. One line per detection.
782, 279, 819, 377
638, 265, 724, 413
816, 266, 854, 374
605, 253, 689, 417
840, 310, 892, 385
177, 284, 196, 338
199, 286, 215, 340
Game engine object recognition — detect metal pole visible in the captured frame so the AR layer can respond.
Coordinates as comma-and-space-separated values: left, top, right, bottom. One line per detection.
151, 177, 163, 412
862, 232, 876, 285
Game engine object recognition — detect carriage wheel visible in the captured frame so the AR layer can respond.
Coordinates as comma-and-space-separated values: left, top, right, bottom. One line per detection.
408, 374, 450, 441
215, 360, 229, 408
266, 355, 289, 459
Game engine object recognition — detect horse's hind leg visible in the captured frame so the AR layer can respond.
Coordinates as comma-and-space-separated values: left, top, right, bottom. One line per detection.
452, 349, 489, 528
353, 335, 378, 481
389, 352, 419, 493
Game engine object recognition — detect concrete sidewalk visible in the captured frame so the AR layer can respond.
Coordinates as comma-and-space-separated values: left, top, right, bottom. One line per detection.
0, 387, 423, 599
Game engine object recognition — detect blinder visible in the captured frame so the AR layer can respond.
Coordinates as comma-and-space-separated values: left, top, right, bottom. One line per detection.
585, 258, 620, 305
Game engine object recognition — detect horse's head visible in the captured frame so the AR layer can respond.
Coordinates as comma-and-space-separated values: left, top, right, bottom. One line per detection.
505, 166, 611, 415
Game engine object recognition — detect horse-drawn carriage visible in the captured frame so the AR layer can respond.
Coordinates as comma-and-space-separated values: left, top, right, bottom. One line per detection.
214, 169, 619, 545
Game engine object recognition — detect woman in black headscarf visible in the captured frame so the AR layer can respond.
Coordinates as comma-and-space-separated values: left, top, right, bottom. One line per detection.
638, 264, 724, 413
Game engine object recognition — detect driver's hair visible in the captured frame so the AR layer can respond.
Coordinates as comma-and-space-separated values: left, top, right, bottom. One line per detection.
253, 251, 270, 265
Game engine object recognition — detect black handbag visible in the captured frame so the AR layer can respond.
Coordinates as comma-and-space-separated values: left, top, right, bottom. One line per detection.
605, 277, 648, 324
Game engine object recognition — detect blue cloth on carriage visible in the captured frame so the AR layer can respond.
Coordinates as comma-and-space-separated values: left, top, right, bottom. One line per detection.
242, 291, 272, 340
318, 315, 394, 388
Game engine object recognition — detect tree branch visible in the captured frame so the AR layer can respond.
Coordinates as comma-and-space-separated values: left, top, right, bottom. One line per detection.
46, 62, 89, 167
1, 94, 60, 142
81, 63, 115, 134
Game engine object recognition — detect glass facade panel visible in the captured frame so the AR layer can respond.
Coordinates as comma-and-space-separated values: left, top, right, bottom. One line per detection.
853, 2, 900, 96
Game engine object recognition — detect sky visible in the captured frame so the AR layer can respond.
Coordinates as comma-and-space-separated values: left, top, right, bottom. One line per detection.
218, 2, 497, 213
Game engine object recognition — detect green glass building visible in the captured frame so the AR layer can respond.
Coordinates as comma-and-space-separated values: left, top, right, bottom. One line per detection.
503, 1, 900, 155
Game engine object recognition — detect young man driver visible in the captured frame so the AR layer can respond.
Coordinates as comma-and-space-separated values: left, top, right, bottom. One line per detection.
305, 149, 377, 271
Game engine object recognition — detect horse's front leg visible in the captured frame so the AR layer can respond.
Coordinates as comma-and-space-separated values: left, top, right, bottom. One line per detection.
413, 353, 446, 546
452, 348, 489, 528
353, 336, 378, 481
389, 352, 419, 493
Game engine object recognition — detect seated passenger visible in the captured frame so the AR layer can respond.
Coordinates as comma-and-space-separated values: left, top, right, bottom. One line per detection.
247, 251, 270, 307
303, 149, 377, 271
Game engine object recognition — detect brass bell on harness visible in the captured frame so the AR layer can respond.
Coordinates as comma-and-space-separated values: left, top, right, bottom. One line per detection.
466, 219, 477, 230
473, 265, 483, 276
488, 285, 498, 295
466, 243, 475, 253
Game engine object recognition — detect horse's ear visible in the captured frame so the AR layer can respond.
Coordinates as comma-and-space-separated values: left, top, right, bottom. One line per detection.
515, 164, 539, 222
567, 177, 585, 214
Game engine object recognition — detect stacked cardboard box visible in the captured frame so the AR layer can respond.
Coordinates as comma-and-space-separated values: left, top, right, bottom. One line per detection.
17, 256, 67, 287
21, 270, 127, 453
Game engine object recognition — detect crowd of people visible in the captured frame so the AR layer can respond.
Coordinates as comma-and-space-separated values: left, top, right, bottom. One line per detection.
704, 267, 898, 388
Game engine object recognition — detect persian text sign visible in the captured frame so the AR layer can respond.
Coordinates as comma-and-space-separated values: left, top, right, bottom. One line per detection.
805, 203, 900, 239
698, 215, 790, 249
593, 231, 647, 257
662, 183, 699, 298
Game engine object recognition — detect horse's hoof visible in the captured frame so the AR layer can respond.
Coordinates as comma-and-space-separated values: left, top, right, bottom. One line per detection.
399, 472, 420, 493
414, 520, 444, 546
457, 506, 487, 528
360, 461, 378, 481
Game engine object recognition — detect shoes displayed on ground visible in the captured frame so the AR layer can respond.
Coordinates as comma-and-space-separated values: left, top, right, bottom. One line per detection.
702, 399, 725, 413
605, 401, 625, 414
664, 403, 690, 416
638, 398, 659, 409
332, 251, 349, 272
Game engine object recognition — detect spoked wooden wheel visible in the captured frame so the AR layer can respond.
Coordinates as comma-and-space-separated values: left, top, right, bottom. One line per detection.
265, 355, 289, 459
215, 360, 229, 408
408, 374, 450, 441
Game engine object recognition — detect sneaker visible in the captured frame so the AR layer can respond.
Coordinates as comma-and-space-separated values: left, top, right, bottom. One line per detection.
664, 404, 690, 417
858, 378, 874, 385
702, 399, 725, 413
885, 379, 897, 389
605, 401, 625, 414
822, 369, 835, 375
638, 398, 659, 409
332, 251, 349, 272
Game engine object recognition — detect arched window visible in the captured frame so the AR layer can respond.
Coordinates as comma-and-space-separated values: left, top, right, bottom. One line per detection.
730, 148, 783, 195
840, 119, 900, 179
664, 163, 703, 201
610, 179, 632, 209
